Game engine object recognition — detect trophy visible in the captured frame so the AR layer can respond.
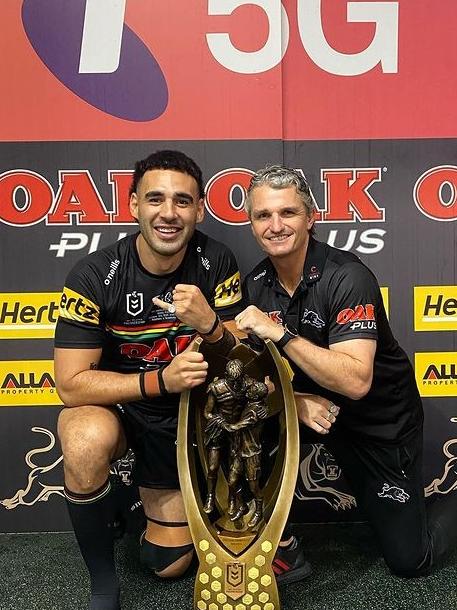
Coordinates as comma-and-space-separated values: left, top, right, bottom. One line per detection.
177, 339, 299, 610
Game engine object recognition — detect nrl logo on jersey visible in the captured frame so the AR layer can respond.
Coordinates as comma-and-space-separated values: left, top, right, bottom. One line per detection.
126, 291, 144, 317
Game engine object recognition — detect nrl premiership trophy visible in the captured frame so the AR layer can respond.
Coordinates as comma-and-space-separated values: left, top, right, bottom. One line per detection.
177, 339, 299, 610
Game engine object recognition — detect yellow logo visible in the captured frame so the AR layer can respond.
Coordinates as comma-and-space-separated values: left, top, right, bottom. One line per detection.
380, 287, 389, 318
59, 287, 100, 325
214, 272, 242, 308
414, 286, 457, 331
0, 361, 62, 406
415, 353, 457, 397
0, 293, 61, 339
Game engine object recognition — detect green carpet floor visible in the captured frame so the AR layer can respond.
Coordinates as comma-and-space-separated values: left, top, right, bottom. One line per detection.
1, 523, 456, 610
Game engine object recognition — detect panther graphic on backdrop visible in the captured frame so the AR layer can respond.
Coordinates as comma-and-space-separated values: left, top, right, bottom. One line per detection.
4, 432, 457, 511
0, 427, 64, 509
425, 438, 457, 496
0, 427, 135, 509
294, 444, 357, 511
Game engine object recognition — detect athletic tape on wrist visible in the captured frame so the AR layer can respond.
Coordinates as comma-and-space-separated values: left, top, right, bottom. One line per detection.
140, 370, 160, 399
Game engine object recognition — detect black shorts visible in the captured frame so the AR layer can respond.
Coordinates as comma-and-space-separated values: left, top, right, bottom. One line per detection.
116, 403, 180, 489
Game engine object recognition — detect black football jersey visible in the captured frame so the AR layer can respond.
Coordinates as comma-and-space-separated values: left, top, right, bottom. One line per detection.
55, 230, 242, 414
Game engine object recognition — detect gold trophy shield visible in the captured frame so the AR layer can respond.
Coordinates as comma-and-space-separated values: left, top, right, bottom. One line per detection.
177, 339, 299, 610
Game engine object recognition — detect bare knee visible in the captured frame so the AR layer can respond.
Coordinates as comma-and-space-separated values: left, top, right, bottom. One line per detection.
58, 406, 125, 492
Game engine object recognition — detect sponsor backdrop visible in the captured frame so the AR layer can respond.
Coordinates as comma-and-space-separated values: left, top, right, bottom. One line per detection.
1, 1, 456, 532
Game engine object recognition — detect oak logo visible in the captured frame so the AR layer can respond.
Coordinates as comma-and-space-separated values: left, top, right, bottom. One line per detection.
0, 361, 61, 406
59, 288, 99, 325
336, 304, 376, 331
414, 286, 457, 331
214, 272, 242, 308
268, 311, 283, 325
0, 293, 61, 339
415, 353, 457, 397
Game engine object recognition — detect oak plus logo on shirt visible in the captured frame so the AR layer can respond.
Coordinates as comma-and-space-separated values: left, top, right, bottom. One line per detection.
336, 304, 376, 331
267, 311, 283, 325
415, 353, 457, 397
414, 286, 457, 331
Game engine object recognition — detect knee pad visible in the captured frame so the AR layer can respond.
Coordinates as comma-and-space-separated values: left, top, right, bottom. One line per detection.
140, 538, 193, 574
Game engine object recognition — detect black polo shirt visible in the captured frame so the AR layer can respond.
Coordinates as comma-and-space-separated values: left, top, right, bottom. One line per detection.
243, 238, 423, 444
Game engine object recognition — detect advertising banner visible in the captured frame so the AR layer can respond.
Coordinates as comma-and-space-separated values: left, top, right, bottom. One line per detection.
1, 1, 456, 533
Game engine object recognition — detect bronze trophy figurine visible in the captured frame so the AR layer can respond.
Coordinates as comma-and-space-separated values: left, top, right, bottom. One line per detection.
203, 362, 268, 528
177, 340, 299, 610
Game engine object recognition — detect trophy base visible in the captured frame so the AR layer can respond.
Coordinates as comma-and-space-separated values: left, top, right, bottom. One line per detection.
195, 534, 279, 610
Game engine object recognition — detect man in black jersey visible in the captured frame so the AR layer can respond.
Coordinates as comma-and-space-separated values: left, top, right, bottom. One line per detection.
54, 150, 241, 610
235, 164, 457, 578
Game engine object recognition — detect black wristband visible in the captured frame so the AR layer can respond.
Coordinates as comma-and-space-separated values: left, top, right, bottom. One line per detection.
158, 365, 168, 395
201, 314, 220, 336
139, 371, 148, 400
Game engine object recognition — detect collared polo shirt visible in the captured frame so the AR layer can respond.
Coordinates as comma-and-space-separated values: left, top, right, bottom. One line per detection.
243, 239, 423, 444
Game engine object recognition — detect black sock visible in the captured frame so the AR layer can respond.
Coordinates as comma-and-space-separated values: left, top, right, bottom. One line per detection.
65, 480, 120, 610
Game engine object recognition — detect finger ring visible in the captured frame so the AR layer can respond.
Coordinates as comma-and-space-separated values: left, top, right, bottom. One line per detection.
168, 303, 176, 314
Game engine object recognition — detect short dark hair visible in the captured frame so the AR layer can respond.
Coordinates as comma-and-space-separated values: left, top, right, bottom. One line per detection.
130, 150, 205, 198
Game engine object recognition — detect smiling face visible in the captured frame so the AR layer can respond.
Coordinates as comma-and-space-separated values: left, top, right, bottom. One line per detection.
248, 184, 315, 260
129, 169, 204, 264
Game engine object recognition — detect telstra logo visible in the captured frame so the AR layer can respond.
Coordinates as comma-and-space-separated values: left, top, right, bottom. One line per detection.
22, 0, 168, 121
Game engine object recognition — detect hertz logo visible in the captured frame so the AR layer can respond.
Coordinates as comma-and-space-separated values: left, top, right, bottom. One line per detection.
0, 361, 62, 406
380, 287, 389, 319
59, 287, 100, 325
214, 272, 242, 309
414, 286, 457, 331
0, 293, 61, 339
415, 353, 457, 397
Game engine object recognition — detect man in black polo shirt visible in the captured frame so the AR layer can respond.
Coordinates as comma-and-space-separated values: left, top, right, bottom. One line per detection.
235, 164, 457, 577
